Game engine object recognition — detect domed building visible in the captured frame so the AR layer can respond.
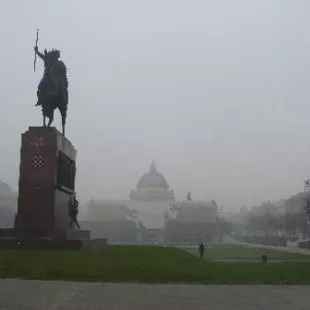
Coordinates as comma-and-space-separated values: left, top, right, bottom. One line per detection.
130, 162, 174, 202
126, 162, 175, 243
80, 162, 220, 244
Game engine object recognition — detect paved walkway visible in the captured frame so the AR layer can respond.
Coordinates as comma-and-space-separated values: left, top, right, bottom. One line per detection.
224, 236, 310, 255
0, 279, 310, 309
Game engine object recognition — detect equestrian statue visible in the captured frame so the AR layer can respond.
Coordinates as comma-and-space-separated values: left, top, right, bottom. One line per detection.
34, 30, 68, 135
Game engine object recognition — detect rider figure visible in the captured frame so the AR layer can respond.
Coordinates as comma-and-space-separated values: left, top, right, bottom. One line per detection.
34, 46, 68, 114
34, 47, 64, 103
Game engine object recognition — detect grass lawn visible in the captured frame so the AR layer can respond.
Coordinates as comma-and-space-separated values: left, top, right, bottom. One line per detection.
1, 245, 310, 284
185, 244, 310, 261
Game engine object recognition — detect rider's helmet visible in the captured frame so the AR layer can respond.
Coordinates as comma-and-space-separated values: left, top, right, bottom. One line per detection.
51, 49, 60, 59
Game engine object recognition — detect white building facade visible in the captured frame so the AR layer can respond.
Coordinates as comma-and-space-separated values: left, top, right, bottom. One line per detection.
80, 163, 219, 244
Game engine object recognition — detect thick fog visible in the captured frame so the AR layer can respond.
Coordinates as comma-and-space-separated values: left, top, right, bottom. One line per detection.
0, 0, 309, 208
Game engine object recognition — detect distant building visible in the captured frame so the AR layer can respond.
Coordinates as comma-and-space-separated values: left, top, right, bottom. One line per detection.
165, 200, 220, 244
81, 200, 137, 243
127, 162, 174, 243
80, 163, 220, 244
0, 180, 17, 228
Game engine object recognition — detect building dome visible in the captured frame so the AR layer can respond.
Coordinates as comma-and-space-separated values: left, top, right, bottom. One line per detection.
130, 162, 174, 202
137, 162, 169, 189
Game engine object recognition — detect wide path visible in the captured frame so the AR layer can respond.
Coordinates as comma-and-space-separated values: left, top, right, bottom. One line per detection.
223, 236, 310, 255
0, 279, 310, 309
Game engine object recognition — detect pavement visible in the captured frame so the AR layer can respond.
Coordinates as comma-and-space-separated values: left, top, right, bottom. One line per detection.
0, 279, 310, 310
223, 236, 310, 255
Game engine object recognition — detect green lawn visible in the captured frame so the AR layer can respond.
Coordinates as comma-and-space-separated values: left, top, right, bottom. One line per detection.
186, 244, 310, 261
1, 245, 310, 284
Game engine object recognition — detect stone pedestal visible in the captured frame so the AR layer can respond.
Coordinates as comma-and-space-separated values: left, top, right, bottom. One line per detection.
16, 127, 77, 231
0, 127, 90, 249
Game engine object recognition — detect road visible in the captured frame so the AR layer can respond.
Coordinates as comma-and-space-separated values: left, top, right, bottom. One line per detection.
0, 279, 309, 309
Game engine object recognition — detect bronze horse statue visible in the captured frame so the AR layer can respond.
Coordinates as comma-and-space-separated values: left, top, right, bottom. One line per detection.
34, 46, 68, 135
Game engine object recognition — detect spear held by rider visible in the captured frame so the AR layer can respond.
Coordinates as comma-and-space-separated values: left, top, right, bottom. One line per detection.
34, 29, 39, 72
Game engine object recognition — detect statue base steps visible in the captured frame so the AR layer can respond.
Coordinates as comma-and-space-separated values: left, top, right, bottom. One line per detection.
0, 228, 92, 250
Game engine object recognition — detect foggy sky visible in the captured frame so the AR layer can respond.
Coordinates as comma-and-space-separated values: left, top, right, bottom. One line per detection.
0, 0, 309, 209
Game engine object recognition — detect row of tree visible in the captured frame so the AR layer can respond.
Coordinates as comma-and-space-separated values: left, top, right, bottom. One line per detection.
242, 193, 310, 239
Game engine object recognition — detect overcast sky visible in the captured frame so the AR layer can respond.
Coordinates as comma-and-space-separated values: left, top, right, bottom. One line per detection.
0, 0, 309, 209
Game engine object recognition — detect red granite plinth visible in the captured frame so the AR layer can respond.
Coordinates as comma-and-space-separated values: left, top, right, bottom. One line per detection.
0, 127, 90, 249
15, 127, 77, 230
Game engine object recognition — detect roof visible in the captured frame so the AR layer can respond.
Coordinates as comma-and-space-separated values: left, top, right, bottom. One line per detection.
173, 200, 217, 209
172, 200, 218, 223
136, 162, 169, 189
